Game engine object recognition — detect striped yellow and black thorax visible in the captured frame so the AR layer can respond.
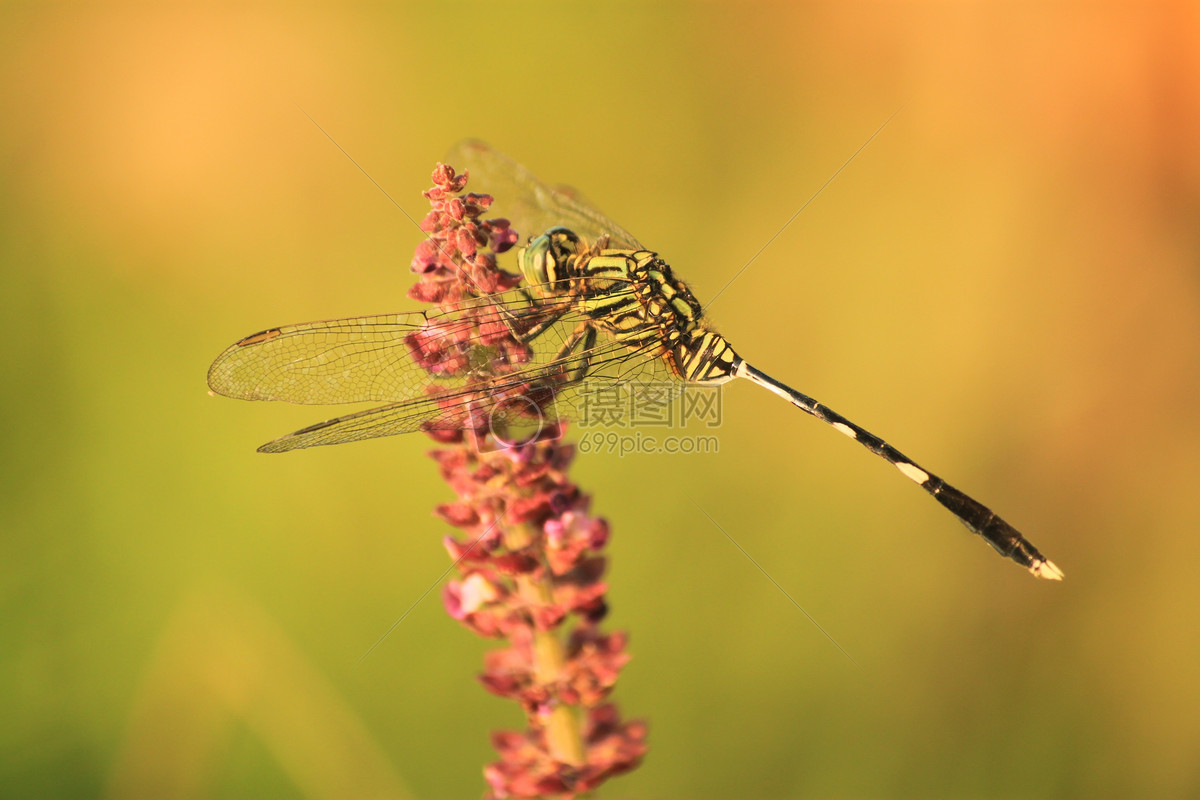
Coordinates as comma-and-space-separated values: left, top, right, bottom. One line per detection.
519, 226, 742, 385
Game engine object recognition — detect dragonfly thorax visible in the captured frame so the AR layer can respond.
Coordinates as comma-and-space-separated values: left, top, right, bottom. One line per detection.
518, 226, 742, 384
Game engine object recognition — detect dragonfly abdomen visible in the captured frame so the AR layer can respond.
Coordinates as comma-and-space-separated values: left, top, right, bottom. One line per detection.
673, 330, 741, 384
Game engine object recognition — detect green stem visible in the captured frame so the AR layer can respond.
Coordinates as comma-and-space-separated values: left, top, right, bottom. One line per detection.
506, 522, 585, 767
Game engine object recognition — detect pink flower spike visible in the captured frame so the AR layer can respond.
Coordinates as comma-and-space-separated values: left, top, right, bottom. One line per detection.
411, 154, 645, 799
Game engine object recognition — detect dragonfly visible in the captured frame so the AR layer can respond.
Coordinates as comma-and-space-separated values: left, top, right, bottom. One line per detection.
208, 139, 1062, 581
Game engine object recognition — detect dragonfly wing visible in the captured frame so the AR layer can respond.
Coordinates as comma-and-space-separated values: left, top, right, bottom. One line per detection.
207, 312, 439, 405
257, 334, 687, 453
446, 140, 645, 250
256, 396, 451, 452
255, 341, 617, 453
208, 291, 551, 406
509, 331, 684, 430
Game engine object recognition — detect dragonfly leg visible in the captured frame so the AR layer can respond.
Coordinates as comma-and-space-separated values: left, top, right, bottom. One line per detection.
550, 322, 599, 384
492, 293, 573, 343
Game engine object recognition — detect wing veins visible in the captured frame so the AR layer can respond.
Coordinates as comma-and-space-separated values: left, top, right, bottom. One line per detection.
257, 334, 673, 451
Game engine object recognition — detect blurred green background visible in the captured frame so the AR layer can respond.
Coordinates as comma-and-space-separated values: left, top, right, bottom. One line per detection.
3, 3, 1198, 798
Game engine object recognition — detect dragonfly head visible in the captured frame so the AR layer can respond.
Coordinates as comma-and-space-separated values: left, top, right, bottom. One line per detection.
518, 227, 583, 296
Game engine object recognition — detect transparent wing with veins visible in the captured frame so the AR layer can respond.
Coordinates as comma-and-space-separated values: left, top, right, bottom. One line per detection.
209, 143, 671, 454
207, 280, 675, 453
445, 139, 644, 250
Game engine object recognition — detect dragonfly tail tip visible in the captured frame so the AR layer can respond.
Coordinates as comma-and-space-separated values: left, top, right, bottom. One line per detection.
1030, 559, 1064, 581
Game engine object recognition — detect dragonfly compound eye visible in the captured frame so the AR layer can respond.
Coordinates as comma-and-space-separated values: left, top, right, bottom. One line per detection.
518, 227, 581, 293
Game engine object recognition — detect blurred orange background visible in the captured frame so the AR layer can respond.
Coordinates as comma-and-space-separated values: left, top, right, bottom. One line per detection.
2, 3, 1198, 798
